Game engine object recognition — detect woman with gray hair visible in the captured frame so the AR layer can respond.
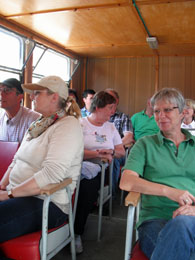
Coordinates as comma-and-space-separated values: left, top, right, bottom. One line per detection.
181, 98, 195, 136
0, 76, 84, 255
120, 88, 195, 260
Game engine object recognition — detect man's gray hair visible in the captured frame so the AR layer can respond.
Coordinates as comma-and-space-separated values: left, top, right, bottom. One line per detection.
105, 88, 119, 100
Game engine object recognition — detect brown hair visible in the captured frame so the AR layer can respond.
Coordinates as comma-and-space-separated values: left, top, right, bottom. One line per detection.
47, 89, 81, 119
90, 91, 116, 113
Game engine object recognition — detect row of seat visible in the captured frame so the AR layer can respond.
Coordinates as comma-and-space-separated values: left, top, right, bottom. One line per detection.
0, 140, 149, 260
0, 141, 114, 260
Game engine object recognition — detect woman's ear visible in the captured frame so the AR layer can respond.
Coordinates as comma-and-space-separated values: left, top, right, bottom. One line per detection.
95, 106, 100, 113
51, 93, 59, 103
180, 109, 185, 122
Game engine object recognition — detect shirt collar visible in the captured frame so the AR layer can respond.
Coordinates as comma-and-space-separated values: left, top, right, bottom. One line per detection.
182, 120, 195, 128
6, 106, 22, 124
141, 110, 154, 118
157, 128, 195, 145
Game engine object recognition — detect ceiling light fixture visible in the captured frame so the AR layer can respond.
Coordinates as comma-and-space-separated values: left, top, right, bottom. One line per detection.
146, 37, 158, 49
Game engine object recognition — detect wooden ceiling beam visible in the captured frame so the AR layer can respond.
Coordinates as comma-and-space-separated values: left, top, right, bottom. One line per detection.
3, 2, 129, 18
67, 41, 195, 49
137, 0, 194, 6
66, 42, 149, 49
0, 15, 79, 60
3, 0, 193, 19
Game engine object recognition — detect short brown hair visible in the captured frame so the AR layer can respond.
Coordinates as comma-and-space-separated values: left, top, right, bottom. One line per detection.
90, 91, 116, 113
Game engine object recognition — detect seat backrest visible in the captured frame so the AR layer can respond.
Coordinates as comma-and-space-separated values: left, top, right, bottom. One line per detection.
0, 141, 19, 180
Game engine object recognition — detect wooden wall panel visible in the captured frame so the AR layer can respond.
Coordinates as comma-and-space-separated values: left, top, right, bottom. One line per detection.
159, 56, 195, 101
84, 56, 195, 117
127, 58, 137, 116
114, 58, 131, 114
134, 57, 156, 113
86, 57, 156, 116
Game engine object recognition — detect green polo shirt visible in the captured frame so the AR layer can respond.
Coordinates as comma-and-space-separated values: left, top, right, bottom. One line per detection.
131, 110, 159, 141
123, 129, 195, 227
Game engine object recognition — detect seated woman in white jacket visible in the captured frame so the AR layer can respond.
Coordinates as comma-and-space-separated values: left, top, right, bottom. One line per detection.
0, 76, 84, 258
181, 98, 195, 136
74, 91, 125, 253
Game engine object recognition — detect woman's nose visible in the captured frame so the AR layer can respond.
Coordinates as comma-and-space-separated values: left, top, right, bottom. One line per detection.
158, 110, 166, 117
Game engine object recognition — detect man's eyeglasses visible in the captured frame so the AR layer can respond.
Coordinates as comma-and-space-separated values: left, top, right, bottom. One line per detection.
0, 87, 19, 95
154, 107, 179, 115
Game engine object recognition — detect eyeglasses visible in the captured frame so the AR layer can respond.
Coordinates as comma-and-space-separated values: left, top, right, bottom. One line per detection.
0, 87, 16, 94
154, 107, 179, 115
32, 90, 46, 96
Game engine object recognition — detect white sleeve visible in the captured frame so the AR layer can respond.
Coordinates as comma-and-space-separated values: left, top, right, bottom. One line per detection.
34, 118, 84, 188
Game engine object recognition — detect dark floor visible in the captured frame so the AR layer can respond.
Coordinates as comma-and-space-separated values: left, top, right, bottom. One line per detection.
53, 191, 128, 260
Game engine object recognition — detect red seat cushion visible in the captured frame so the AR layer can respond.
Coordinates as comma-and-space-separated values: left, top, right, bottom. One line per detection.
0, 231, 42, 260
131, 242, 148, 260
0, 223, 67, 260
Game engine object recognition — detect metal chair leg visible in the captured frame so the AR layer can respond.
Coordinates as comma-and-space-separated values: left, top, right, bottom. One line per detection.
124, 206, 135, 260
67, 187, 76, 260
97, 162, 106, 241
109, 160, 113, 218
97, 160, 113, 241
41, 196, 51, 260
121, 147, 132, 205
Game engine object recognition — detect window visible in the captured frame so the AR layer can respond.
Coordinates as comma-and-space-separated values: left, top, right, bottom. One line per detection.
0, 27, 23, 80
32, 45, 70, 82
0, 26, 81, 113
0, 27, 79, 86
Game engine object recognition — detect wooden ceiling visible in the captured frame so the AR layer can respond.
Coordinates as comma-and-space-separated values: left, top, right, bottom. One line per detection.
0, 0, 195, 58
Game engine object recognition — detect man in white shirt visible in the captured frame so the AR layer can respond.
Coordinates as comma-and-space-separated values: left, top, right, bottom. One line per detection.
0, 78, 40, 143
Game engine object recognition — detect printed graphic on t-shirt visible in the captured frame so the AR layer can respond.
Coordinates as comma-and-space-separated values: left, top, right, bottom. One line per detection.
95, 132, 107, 143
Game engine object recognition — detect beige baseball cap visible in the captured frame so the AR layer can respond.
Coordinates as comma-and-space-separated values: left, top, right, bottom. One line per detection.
22, 76, 68, 100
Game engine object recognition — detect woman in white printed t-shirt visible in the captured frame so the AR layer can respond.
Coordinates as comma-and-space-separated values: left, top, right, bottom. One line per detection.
74, 91, 125, 253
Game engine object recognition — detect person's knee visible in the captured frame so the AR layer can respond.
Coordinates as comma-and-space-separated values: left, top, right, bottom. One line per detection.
169, 215, 192, 230
160, 215, 195, 240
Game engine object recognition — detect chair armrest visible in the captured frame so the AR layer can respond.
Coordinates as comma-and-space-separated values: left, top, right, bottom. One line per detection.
40, 178, 72, 196
101, 158, 109, 163
125, 191, 140, 207
124, 143, 134, 149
